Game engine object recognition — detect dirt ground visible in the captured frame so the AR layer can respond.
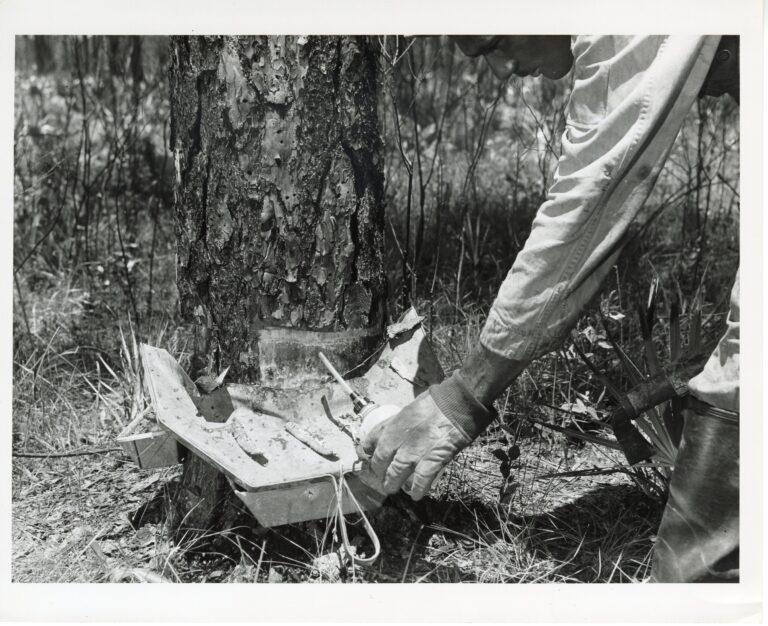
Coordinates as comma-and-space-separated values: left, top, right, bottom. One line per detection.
12, 424, 661, 584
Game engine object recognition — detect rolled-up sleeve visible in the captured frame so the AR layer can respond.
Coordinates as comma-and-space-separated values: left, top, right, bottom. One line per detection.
481, 35, 721, 361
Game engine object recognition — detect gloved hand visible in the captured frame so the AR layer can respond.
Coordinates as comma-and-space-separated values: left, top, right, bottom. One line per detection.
360, 371, 496, 500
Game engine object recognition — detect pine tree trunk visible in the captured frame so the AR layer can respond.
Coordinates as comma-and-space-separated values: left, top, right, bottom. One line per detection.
168, 35, 387, 538
33, 36, 54, 74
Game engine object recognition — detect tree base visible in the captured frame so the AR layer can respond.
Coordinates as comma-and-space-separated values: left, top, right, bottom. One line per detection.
169, 447, 258, 550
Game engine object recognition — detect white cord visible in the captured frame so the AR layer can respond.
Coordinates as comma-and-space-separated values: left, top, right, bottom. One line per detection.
327, 466, 381, 566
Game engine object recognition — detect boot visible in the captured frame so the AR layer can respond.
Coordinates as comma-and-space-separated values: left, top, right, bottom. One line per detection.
651, 397, 739, 582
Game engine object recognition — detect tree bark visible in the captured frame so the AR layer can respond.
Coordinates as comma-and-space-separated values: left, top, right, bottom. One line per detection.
170, 35, 386, 379
33, 36, 54, 74
168, 36, 387, 539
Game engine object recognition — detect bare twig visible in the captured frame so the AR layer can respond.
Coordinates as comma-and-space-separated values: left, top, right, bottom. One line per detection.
13, 446, 122, 458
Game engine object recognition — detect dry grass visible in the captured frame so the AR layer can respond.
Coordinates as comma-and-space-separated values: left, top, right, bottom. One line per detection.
12, 293, 663, 584
12, 426, 659, 583
10, 238, 706, 586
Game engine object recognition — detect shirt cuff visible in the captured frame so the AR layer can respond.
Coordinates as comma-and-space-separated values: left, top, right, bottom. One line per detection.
429, 371, 498, 440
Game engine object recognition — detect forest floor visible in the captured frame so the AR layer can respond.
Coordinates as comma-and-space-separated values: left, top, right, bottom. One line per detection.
10, 237, 672, 584
10, 259, 667, 584
12, 419, 660, 583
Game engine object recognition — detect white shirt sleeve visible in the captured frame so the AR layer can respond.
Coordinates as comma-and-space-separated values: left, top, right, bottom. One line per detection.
480, 35, 721, 362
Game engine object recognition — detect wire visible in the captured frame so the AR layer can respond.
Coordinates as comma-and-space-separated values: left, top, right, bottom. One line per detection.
325, 466, 381, 566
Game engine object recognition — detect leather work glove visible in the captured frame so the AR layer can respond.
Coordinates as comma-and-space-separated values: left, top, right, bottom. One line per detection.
360, 371, 496, 500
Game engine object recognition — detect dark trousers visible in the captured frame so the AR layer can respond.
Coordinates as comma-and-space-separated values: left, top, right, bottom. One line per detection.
650, 398, 739, 582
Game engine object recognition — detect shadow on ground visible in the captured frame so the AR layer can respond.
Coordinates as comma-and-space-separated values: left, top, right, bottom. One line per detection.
360, 483, 662, 583
134, 477, 662, 583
